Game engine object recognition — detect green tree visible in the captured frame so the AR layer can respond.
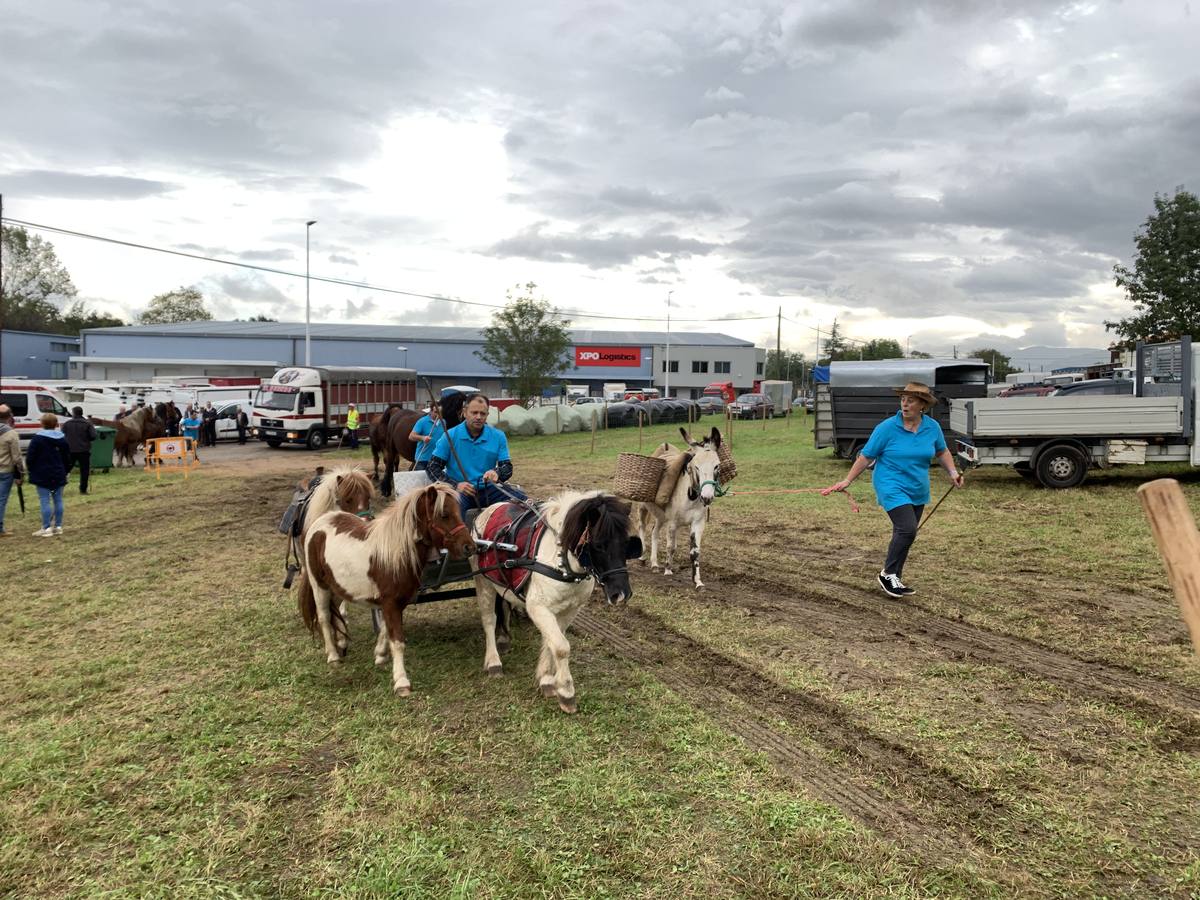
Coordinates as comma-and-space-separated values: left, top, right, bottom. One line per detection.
763, 349, 807, 385
860, 338, 904, 361
821, 319, 847, 363
60, 300, 125, 335
0, 225, 78, 332
969, 347, 1019, 380
910, 350, 933, 359
1106, 188, 1200, 345
139, 287, 212, 324
476, 282, 572, 403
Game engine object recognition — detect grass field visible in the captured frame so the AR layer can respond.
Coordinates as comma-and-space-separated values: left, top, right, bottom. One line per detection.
2, 413, 1199, 898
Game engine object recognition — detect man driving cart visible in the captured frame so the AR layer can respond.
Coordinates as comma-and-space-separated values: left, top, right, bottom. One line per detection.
427, 392, 527, 518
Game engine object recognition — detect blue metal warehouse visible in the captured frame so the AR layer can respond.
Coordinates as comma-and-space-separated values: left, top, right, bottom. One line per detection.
74, 321, 766, 398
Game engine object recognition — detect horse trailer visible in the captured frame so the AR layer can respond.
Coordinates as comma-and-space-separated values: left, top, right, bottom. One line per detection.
814, 358, 990, 459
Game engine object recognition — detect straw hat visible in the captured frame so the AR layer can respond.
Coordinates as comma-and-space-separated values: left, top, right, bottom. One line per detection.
891, 381, 937, 407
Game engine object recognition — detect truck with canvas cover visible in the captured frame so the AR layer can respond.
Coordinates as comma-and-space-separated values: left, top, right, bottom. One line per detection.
814, 358, 989, 459
953, 338, 1200, 488
252, 366, 416, 450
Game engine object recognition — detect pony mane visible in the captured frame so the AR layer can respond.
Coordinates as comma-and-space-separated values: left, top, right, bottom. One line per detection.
549, 490, 633, 555
371, 482, 460, 575
307, 465, 374, 524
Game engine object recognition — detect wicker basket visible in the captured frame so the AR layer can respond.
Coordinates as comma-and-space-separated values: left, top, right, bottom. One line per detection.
613, 452, 667, 502
717, 441, 737, 484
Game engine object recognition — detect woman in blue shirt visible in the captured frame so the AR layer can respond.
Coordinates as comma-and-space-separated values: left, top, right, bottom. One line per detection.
823, 382, 963, 598
407, 404, 445, 472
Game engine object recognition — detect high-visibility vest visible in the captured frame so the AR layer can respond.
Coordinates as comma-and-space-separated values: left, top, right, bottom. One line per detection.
347, 409, 360, 430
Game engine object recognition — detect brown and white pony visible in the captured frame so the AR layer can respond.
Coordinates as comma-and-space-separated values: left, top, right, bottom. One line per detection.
634, 427, 723, 589
297, 482, 474, 696
295, 465, 376, 654
473, 491, 641, 713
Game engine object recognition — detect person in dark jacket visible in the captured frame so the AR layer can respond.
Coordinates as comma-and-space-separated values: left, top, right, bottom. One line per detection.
26, 412, 72, 537
236, 407, 249, 444
61, 406, 98, 495
201, 401, 218, 447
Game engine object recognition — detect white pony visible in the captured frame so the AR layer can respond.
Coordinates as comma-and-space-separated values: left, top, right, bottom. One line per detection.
634, 426, 723, 589
472, 490, 641, 713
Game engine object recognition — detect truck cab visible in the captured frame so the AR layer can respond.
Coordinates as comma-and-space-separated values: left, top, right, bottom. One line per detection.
702, 382, 736, 404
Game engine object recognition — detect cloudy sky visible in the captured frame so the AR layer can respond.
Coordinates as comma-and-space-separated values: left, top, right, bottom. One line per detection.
2, 0, 1197, 361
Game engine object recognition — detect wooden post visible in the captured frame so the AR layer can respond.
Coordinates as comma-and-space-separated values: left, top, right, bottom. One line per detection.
762, 399, 767, 431
1137, 478, 1200, 654
590, 410, 597, 454
726, 408, 734, 450
554, 403, 560, 434
638, 409, 644, 451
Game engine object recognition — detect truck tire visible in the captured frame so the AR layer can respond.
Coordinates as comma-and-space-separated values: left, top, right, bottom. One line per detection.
306, 428, 327, 451
836, 439, 864, 460
266, 439, 283, 448
1035, 445, 1087, 489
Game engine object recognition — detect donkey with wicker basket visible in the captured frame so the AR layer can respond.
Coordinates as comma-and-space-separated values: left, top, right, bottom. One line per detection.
615, 426, 734, 590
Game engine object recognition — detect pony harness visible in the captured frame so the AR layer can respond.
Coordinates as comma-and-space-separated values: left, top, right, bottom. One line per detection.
477, 503, 546, 596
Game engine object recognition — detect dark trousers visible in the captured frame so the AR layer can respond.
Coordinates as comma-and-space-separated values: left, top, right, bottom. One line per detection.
69, 451, 91, 494
458, 482, 526, 519
884, 504, 925, 580
237, 426, 247, 444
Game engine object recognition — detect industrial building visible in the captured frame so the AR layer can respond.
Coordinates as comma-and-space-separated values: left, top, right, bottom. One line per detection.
71, 321, 766, 398
0, 330, 80, 379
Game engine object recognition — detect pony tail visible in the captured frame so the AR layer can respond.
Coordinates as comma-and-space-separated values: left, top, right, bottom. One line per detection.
297, 570, 318, 635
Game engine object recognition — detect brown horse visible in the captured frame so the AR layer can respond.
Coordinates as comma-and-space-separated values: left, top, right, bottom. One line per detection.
92, 407, 165, 466
297, 482, 475, 695
373, 404, 423, 496
155, 401, 183, 437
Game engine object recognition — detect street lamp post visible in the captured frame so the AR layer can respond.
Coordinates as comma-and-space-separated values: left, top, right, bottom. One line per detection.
305, 219, 317, 366
665, 290, 673, 398
397, 345, 409, 369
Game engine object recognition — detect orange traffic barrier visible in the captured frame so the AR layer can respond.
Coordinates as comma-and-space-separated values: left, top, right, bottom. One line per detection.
144, 436, 201, 480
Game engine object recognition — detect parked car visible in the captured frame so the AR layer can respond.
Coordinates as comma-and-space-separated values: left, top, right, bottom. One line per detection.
1051, 379, 1134, 397
571, 396, 602, 405
792, 395, 814, 411
728, 393, 774, 419
695, 395, 726, 415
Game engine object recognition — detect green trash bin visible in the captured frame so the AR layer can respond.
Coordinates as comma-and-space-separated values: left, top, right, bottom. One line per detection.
91, 426, 116, 473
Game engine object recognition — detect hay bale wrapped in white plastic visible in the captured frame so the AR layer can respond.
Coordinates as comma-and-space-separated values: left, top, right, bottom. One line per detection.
529, 404, 563, 434
500, 404, 540, 436
557, 403, 584, 433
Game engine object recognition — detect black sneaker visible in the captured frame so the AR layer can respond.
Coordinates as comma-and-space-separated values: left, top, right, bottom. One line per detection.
877, 572, 906, 598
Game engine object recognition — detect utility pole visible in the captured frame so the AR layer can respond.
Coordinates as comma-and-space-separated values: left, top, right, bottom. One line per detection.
665, 290, 673, 398
776, 306, 782, 380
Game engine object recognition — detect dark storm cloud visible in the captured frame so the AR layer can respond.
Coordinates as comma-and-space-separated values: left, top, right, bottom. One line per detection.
1, 169, 178, 200
3, 1, 1197, 346
486, 223, 718, 268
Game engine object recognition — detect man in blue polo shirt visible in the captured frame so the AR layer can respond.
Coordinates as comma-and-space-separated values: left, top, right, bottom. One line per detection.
428, 393, 527, 516
408, 403, 445, 472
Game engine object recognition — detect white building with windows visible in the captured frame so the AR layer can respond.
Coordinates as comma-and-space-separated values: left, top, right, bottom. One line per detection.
72, 322, 767, 399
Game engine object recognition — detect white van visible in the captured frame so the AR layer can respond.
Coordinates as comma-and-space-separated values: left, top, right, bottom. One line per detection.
213, 399, 253, 441
0, 382, 72, 445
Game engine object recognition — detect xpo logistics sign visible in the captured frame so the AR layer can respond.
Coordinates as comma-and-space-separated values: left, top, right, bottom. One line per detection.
574, 346, 642, 367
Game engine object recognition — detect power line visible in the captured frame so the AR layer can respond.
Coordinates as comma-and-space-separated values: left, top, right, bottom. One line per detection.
1, 216, 780, 324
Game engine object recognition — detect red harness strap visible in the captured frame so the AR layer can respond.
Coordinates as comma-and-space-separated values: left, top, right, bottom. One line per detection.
476, 503, 547, 596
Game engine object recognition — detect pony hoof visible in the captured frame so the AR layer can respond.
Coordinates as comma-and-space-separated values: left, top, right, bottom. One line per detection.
557, 696, 578, 714
540, 683, 557, 699
327, 658, 343, 668
496, 636, 511, 654
394, 684, 412, 697
663, 567, 674, 576
694, 583, 706, 591
486, 665, 503, 677
338, 645, 349, 657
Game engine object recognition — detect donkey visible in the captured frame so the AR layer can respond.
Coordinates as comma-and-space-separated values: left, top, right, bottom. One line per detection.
473, 490, 641, 713
297, 482, 475, 696
634, 426, 723, 590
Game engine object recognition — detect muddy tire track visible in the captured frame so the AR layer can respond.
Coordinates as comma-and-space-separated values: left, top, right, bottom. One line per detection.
575, 605, 1032, 876
691, 558, 1200, 726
